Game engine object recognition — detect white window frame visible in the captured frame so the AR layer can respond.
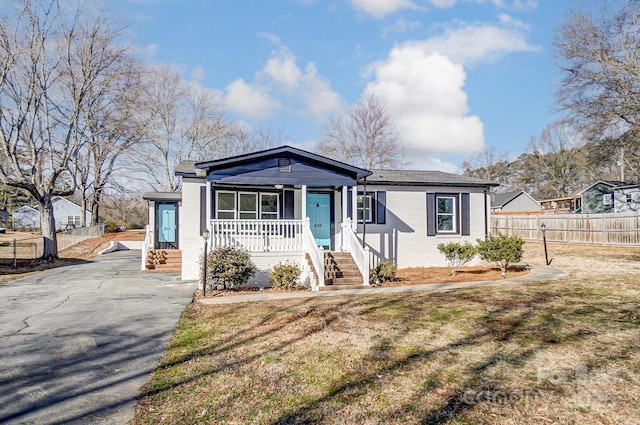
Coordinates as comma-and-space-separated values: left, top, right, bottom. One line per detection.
436, 195, 457, 234
603, 193, 613, 206
357, 192, 374, 224
626, 194, 632, 204
260, 193, 279, 219
238, 192, 258, 220
216, 191, 236, 219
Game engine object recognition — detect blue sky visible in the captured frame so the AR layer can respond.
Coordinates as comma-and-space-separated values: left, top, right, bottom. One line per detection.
121, 1, 583, 170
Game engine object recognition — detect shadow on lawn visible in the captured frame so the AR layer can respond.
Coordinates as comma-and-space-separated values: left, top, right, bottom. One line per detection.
137, 285, 637, 424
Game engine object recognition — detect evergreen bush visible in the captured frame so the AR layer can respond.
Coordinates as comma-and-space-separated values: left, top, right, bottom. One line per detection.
205, 246, 256, 290
437, 241, 477, 275
476, 234, 524, 277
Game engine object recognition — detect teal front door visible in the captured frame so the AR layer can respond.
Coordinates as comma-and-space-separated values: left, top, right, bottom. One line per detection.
157, 203, 178, 249
306, 193, 331, 249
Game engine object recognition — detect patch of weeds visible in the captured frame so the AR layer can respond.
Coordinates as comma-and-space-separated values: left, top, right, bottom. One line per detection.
263, 353, 279, 363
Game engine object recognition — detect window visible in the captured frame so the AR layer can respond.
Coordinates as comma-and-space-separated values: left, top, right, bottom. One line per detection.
260, 193, 279, 219
427, 192, 470, 236
626, 194, 632, 204
216, 191, 236, 219
239, 193, 257, 219
67, 215, 80, 226
357, 193, 374, 223
215, 191, 280, 220
436, 196, 456, 233
603, 193, 613, 206
353, 191, 386, 224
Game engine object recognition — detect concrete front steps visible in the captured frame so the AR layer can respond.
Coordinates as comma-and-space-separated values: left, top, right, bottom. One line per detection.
307, 251, 368, 291
145, 249, 182, 273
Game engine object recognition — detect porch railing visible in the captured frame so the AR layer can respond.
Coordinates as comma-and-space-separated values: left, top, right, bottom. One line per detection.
302, 218, 324, 289
209, 219, 305, 251
141, 224, 152, 271
341, 219, 370, 285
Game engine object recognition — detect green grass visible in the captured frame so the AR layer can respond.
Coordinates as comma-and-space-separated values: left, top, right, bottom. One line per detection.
133, 243, 640, 425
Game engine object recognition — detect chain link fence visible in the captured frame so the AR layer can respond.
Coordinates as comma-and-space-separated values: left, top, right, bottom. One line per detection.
0, 224, 104, 266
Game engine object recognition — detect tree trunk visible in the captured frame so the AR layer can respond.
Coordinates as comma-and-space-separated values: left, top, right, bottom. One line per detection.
40, 195, 58, 260
91, 190, 101, 225
80, 192, 88, 227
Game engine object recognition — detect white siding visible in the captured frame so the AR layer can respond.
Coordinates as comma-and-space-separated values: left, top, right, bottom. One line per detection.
358, 185, 489, 269
181, 178, 205, 280
52, 198, 91, 230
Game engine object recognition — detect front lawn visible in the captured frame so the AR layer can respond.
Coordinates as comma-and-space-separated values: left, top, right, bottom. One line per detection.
134, 243, 640, 424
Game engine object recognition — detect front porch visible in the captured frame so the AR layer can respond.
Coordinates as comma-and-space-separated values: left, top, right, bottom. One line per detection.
206, 218, 370, 290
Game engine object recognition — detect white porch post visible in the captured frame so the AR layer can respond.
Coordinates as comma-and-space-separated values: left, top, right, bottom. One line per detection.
206, 180, 212, 223
301, 184, 307, 219
351, 185, 358, 230
341, 186, 348, 251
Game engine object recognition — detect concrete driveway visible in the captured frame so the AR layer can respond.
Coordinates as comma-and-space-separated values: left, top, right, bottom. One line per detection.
0, 250, 196, 424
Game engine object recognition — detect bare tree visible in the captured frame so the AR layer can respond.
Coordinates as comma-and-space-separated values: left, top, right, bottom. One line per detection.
317, 94, 405, 169
73, 60, 146, 226
556, 1, 640, 137
0, 0, 131, 258
461, 146, 511, 191
526, 122, 586, 199
136, 67, 229, 192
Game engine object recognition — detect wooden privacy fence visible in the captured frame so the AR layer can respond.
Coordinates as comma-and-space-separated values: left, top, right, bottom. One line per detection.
491, 212, 640, 246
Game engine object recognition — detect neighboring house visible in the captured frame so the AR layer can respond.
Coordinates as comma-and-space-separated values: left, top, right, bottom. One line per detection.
51, 196, 92, 230
0, 209, 8, 227
13, 206, 40, 229
579, 181, 627, 214
490, 190, 540, 213
10, 197, 92, 230
143, 146, 497, 288
613, 184, 640, 213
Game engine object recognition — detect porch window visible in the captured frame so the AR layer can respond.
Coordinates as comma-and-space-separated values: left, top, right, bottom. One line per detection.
239, 193, 257, 219
437, 196, 456, 233
217, 191, 236, 219
260, 193, 279, 219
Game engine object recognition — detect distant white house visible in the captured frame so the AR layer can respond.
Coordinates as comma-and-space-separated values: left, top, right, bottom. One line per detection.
11, 197, 92, 230
12, 206, 40, 229
490, 190, 540, 213
52, 197, 92, 230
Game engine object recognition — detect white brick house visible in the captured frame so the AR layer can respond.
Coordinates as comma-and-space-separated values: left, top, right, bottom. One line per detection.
142, 146, 497, 289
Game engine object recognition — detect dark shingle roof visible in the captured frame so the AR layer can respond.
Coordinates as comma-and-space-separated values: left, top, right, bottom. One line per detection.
491, 190, 524, 208
366, 169, 498, 187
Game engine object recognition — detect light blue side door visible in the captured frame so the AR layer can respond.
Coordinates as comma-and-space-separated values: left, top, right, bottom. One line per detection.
157, 203, 177, 249
306, 193, 331, 249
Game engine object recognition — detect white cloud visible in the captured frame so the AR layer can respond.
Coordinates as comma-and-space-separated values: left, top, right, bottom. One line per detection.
350, 0, 419, 18
260, 48, 303, 91
224, 47, 342, 121
224, 79, 281, 120
257, 32, 281, 45
383, 17, 422, 37
411, 16, 539, 66
365, 49, 484, 160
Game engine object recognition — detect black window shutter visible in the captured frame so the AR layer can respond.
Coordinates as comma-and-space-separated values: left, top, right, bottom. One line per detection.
199, 186, 206, 235
461, 193, 470, 236
284, 190, 295, 219
426, 193, 436, 236
347, 189, 353, 220
376, 191, 386, 224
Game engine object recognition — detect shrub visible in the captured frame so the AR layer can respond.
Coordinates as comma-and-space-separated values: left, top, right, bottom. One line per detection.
268, 261, 303, 290
476, 233, 524, 278
205, 246, 256, 290
370, 260, 397, 284
437, 241, 477, 275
